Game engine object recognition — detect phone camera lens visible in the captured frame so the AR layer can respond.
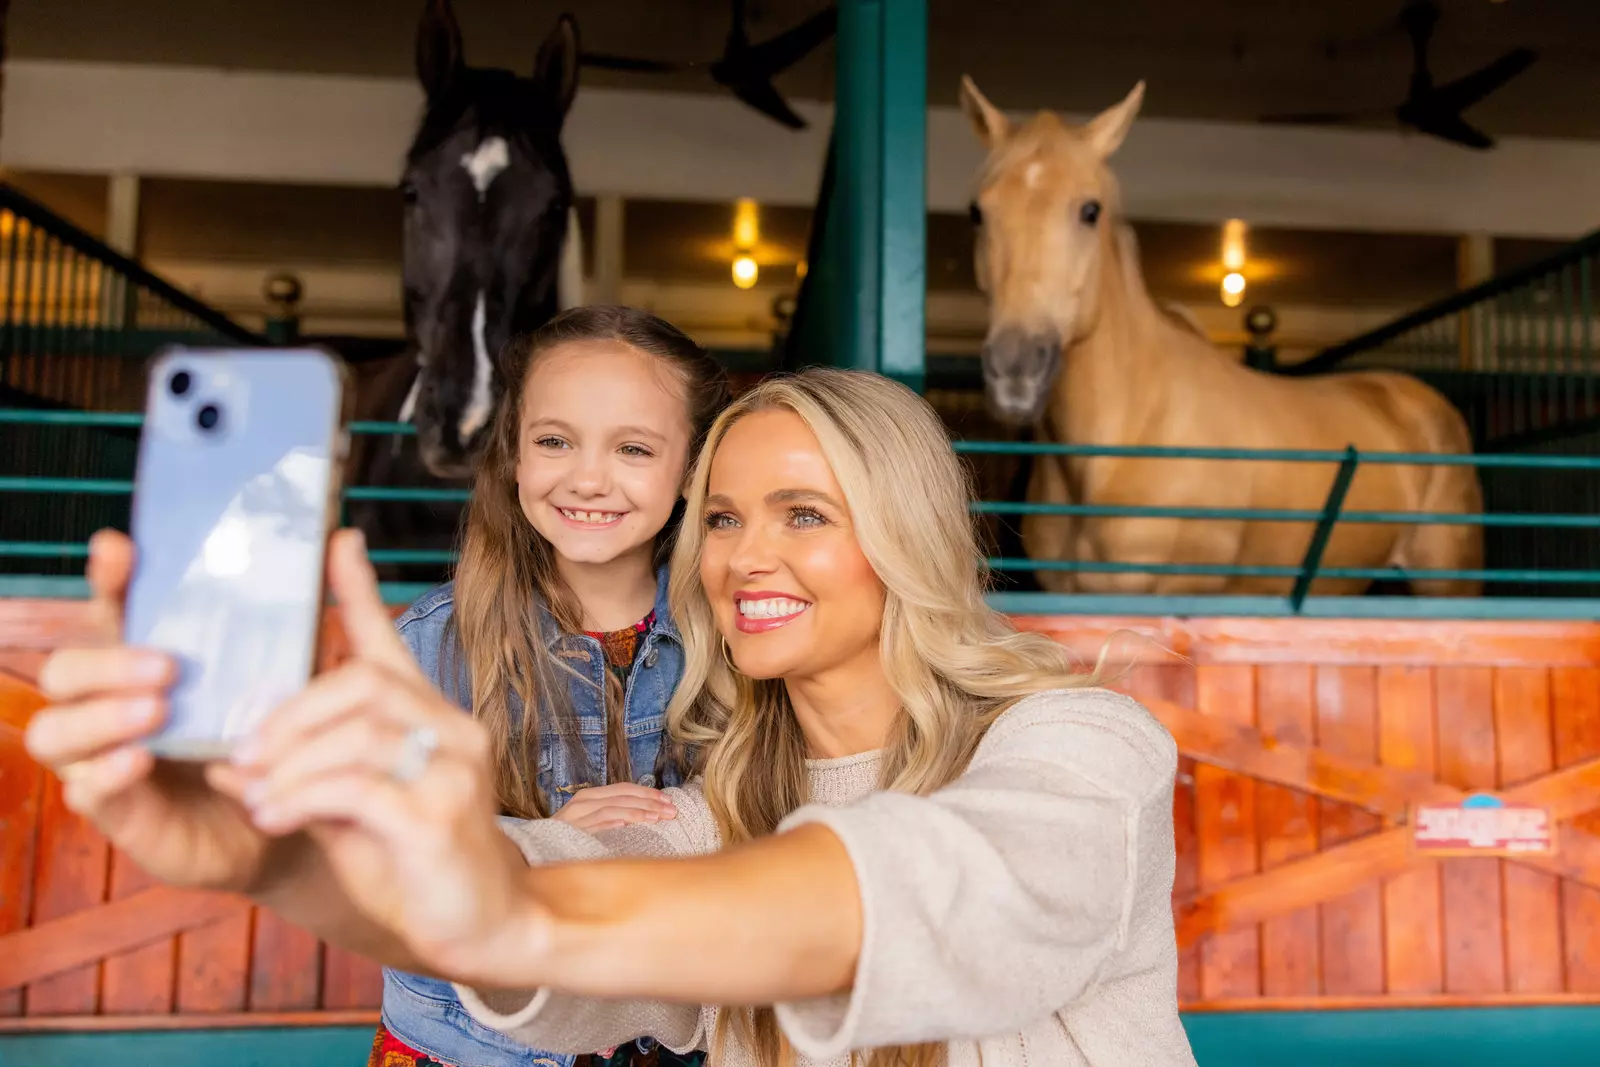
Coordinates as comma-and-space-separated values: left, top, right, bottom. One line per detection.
169, 371, 192, 397
196, 404, 222, 432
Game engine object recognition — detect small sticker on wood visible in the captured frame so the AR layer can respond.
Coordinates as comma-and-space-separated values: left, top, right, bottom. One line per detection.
1412, 793, 1554, 856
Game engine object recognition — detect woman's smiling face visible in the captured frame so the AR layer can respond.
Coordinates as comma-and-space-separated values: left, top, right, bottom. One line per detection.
698, 408, 886, 682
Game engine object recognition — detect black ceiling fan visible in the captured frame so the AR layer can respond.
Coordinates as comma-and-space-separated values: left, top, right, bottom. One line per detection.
1258, 1, 1537, 150
580, 0, 837, 130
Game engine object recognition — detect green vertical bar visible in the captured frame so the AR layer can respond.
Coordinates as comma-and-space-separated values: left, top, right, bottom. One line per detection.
1560, 263, 1575, 422
1584, 256, 1596, 418
834, 0, 927, 389
835, 0, 883, 375
877, 0, 927, 393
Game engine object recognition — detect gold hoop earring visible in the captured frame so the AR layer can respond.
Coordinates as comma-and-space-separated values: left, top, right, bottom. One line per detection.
720, 635, 742, 675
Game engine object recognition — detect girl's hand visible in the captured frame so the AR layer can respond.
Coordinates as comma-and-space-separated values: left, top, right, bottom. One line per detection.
24, 530, 276, 892
226, 531, 550, 984
554, 782, 677, 832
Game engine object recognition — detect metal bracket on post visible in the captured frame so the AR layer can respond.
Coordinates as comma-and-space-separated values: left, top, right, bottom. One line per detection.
1289, 445, 1360, 613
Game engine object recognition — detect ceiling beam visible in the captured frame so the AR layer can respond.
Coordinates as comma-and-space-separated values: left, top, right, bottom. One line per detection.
2, 60, 1597, 239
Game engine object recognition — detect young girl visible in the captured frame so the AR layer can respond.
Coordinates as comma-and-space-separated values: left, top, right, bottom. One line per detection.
31, 367, 1193, 1067
27, 305, 729, 1067
378, 305, 730, 1067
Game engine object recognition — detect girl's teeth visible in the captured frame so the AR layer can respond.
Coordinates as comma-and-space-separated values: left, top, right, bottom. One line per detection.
561, 508, 619, 524
738, 598, 809, 619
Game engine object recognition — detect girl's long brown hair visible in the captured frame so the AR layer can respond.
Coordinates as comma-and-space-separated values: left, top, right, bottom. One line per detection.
447, 305, 730, 818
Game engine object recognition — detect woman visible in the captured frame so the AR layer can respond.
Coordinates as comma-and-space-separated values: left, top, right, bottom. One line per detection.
29, 368, 1195, 1067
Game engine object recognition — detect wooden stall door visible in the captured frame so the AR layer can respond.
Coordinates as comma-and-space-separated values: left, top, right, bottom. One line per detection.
1020, 614, 1600, 1011
6, 602, 1600, 1029
0, 602, 387, 1031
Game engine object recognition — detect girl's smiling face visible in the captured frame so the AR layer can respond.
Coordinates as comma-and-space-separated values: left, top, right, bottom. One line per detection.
699, 408, 886, 683
516, 341, 692, 567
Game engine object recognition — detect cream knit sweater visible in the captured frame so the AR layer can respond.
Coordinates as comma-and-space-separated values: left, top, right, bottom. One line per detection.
455, 687, 1197, 1067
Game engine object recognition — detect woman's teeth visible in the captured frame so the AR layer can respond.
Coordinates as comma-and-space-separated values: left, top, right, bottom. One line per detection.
738, 597, 809, 619
559, 507, 622, 524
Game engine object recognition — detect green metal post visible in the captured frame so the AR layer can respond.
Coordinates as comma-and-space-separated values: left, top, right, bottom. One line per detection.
1289, 445, 1360, 612
833, 0, 926, 390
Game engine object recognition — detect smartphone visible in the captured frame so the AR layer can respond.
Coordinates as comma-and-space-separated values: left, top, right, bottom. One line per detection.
125, 346, 350, 760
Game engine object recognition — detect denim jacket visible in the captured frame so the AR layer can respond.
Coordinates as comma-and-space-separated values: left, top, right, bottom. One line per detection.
380, 566, 685, 1067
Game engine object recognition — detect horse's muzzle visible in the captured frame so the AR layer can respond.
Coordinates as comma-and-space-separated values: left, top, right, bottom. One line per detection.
981, 329, 1061, 427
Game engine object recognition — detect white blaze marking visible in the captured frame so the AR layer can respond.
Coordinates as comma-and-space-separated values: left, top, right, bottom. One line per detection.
458, 291, 493, 441
558, 204, 584, 310
397, 367, 421, 424
392, 364, 423, 456
1024, 161, 1042, 188
460, 136, 510, 201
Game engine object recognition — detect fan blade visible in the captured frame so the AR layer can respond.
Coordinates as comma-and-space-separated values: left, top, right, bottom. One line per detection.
1411, 111, 1495, 150
579, 51, 685, 74
1428, 47, 1536, 114
730, 78, 808, 130
740, 6, 838, 79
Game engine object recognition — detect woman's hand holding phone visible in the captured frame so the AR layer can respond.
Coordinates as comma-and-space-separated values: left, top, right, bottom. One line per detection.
31, 526, 562, 987
222, 530, 553, 986
25, 531, 276, 892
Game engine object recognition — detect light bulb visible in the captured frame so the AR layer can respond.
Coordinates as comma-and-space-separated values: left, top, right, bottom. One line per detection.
1221, 271, 1246, 308
732, 256, 759, 289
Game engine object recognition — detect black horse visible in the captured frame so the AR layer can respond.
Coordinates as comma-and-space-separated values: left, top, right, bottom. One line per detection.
348, 0, 582, 583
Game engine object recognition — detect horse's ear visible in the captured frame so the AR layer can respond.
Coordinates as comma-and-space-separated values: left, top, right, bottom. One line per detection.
535, 13, 581, 120
960, 75, 1010, 148
416, 0, 464, 100
1085, 81, 1144, 159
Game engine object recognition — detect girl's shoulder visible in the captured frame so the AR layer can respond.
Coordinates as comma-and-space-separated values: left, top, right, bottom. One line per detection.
395, 581, 458, 632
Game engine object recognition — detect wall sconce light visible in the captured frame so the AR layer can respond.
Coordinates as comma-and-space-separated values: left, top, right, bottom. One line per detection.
1221, 271, 1246, 308
732, 255, 759, 289
1220, 218, 1248, 307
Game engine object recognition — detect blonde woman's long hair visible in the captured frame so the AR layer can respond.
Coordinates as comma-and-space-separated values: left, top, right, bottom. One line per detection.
665, 367, 1093, 1067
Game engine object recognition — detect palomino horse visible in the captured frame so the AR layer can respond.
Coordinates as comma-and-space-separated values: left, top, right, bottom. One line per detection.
349, 0, 583, 578
960, 78, 1483, 598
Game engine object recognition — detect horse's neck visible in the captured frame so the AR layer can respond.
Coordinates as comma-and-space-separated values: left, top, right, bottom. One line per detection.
1051, 227, 1177, 445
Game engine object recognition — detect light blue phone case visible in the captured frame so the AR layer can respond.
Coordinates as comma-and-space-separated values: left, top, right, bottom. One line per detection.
126, 347, 348, 759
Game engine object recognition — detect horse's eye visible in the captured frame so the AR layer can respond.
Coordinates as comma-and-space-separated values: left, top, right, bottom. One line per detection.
1079, 200, 1102, 226
399, 180, 419, 205
968, 201, 983, 227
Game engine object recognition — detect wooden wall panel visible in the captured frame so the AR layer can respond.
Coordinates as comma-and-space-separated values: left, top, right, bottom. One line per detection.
6, 600, 1600, 1028
1254, 665, 1319, 997
1552, 667, 1600, 991
1195, 665, 1260, 1000
1314, 666, 1384, 995
1377, 666, 1443, 995
24, 783, 109, 1015
1436, 667, 1506, 995
1496, 668, 1563, 993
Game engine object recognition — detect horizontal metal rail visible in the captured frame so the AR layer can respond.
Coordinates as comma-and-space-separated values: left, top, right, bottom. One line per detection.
6, 408, 1600, 616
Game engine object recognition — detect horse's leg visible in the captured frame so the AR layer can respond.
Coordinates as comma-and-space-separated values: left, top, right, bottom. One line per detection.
1392, 462, 1485, 597
1021, 454, 1078, 594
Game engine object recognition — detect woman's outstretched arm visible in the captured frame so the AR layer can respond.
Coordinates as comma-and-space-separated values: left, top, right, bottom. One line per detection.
453, 689, 1176, 1063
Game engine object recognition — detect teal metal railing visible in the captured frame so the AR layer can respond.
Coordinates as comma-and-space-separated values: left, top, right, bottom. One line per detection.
0, 183, 267, 579
0, 182, 264, 413
5, 410, 1600, 617
1287, 228, 1600, 449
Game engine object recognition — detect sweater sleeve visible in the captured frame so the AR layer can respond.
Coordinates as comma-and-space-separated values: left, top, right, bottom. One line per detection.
452, 784, 719, 1055
771, 688, 1178, 1058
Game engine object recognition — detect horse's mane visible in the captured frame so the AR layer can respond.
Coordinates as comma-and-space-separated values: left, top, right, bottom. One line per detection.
1112, 222, 1210, 341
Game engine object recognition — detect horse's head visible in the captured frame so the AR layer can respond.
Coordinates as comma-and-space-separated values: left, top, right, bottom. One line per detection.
401, 0, 580, 479
961, 77, 1144, 426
